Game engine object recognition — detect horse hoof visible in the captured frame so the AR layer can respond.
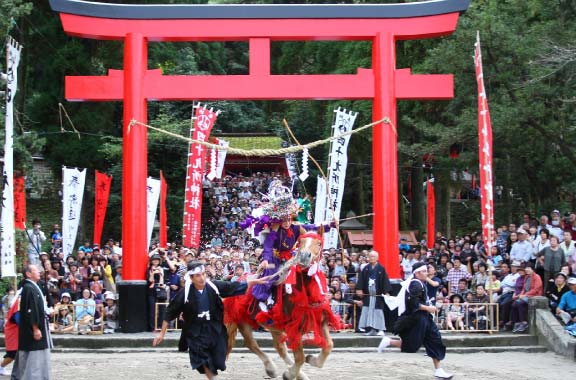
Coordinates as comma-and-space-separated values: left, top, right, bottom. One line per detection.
297, 372, 310, 380
282, 370, 294, 380
264, 361, 278, 378
305, 354, 319, 368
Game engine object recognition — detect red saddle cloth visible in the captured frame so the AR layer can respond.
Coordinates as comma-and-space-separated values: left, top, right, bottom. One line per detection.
268, 266, 342, 351
223, 265, 342, 351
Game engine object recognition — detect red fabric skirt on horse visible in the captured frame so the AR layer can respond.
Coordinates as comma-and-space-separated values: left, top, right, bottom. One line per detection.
223, 291, 260, 329
268, 266, 342, 351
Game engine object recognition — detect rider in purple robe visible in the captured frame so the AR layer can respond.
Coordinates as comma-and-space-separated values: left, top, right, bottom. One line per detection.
242, 181, 335, 306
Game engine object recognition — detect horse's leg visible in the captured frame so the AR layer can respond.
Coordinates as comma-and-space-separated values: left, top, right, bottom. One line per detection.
269, 329, 310, 380
238, 323, 278, 378
282, 345, 305, 380
270, 328, 293, 366
305, 319, 334, 369
225, 323, 238, 358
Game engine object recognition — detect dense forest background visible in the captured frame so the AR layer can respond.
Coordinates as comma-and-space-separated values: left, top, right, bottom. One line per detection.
1, 0, 575, 242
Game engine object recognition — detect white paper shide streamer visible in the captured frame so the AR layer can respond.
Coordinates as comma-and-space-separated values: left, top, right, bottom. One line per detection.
314, 176, 327, 225
62, 167, 86, 257
207, 138, 218, 181
146, 177, 161, 250
216, 139, 228, 179
285, 151, 298, 180
299, 147, 309, 182
324, 108, 357, 249
1, 37, 22, 278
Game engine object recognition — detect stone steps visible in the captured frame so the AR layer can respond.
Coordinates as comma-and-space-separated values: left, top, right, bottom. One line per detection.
1, 332, 542, 353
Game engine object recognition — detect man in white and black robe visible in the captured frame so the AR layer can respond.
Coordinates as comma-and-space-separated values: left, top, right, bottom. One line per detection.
17, 264, 53, 380
153, 261, 264, 379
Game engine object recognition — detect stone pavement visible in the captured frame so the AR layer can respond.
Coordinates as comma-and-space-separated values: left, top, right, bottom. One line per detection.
45, 350, 576, 380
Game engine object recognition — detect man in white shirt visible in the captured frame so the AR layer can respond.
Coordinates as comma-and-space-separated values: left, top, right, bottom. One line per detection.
561, 231, 576, 264
509, 228, 533, 263
549, 210, 565, 242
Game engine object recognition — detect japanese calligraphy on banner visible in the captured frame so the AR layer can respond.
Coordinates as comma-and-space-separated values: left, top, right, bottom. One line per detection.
324, 108, 357, 249
314, 176, 327, 225
474, 32, 495, 251
182, 104, 219, 248
13, 176, 26, 230
146, 177, 161, 251
93, 170, 112, 248
62, 167, 86, 258
2, 37, 23, 278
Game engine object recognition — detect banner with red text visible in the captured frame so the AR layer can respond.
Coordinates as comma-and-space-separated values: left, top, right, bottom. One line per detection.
426, 179, 435, 249
13, 176, 26, 230
160, 171, 168, 248
182, 104, 219, 248
474, 32, 495, 251
93, 170, 112, 248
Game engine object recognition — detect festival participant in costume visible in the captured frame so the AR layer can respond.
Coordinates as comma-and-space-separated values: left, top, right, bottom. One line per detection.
17, 264, 53, 380
378, 262, 453, 379
241, 180, 336, 314
357, 250, 391, 336
153, 261, 265, 380
0, 289, 20, 376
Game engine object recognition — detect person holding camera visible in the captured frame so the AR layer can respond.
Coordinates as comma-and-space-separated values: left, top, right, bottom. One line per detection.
147, 254, 166, 331
26, 219, 46, 266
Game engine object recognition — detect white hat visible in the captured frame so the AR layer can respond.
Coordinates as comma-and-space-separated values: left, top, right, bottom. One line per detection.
516, 228, 527, 235
511, 260, 522, 267
552, 209, 560, 215
105, 293, 116, 301
568, 277, 576, 285
61, 292, 71, 299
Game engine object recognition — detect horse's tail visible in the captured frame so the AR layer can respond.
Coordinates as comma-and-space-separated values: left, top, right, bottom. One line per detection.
226, 322, 238, 358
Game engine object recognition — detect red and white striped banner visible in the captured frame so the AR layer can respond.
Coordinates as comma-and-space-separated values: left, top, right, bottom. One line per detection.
182, 104, 218, 248
474, 32, 495, 251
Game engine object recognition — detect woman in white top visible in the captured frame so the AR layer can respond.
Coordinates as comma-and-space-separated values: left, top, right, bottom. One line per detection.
533, 228, 551, 262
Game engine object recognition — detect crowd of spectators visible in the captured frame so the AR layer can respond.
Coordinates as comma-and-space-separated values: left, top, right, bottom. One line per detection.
200, 172, 294, 250
397, 210, 576, 334
4, 174, 576, 338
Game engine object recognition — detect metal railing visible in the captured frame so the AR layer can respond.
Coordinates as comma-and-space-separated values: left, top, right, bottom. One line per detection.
51, 303, 106, 335
434, 302, 499, 333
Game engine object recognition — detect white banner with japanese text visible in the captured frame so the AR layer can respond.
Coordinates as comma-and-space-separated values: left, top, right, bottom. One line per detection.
146, 177, 161, 251
324, 108, 357, 248
62, 167, 86, 258
1, 37, 22, 278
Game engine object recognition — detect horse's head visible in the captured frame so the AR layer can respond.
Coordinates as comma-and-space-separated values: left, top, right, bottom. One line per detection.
295, 233, 323, 268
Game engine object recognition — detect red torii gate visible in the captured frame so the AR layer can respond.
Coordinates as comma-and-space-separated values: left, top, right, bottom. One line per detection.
50, 0, 469, 283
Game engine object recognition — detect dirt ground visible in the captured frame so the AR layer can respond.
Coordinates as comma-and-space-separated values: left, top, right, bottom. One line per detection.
34, 350, 576, 380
